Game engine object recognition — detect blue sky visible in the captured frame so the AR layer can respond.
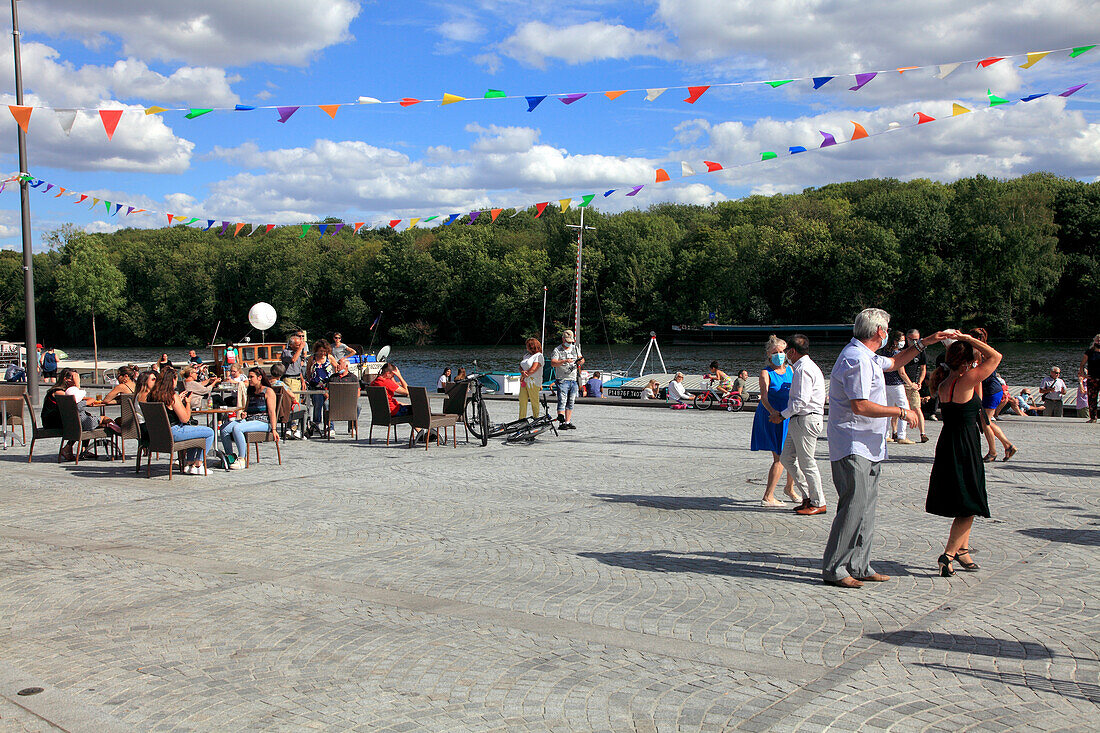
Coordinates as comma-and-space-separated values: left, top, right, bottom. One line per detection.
2, 0, 1099, 249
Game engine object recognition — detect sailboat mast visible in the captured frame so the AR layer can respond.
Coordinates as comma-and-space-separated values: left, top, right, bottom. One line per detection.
566, 208, 594, 344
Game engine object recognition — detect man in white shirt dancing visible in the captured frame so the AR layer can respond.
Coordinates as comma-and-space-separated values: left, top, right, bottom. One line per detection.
773, 334, 827, 516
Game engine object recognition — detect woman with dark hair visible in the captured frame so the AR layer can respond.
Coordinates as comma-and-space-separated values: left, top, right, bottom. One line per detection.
102, 366, 138, 404
219, 366, 278, 469
147, 368, 215, 475
969, 328, 1016, 461
437, 367, 452, 393
926, 332, 1001, 576
42, 368, 121, 460
156, 353, 174, 371
134, 370, 157, 403
305, 339, 337, 436
1079, 333, 1100, 422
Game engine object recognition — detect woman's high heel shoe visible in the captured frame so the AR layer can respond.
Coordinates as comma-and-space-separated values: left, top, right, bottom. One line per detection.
955, 549, 980, 571
937, 553, 955, 577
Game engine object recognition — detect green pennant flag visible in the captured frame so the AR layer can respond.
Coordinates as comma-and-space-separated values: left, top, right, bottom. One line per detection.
766, 80, 794, 88
104, 200, 111, 213
579, 194, 595, 208
299, 224, 310, 239
484, 89, 506, 98
185, 108, 213, 119
761, 152, 778, 160
987, 89, 1009, 106
183, 217, 199, 225
424, 215, 439, 222
1070, 45, 1096, 58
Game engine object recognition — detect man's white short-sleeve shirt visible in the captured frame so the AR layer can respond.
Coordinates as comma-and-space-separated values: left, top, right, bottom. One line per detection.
827, 338, 893, 462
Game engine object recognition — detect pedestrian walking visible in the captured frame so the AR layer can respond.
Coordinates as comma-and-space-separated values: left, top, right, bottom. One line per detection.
926, 332, 1001, 577
751, 335, 798, 507
550, 330, 584, 430
822, 308, 953, 589
901, 329, 929, 442
878, 330, 913, 444
1078, 334, 1100, 422
776, 334, 827, 516
969, 328, 1016, 462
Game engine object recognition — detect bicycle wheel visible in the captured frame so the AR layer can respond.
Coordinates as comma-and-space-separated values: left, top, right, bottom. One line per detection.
465, 398, 486, 441
694, 393, 714, 411
478, 400, 490, 446
729, 394, 745, 412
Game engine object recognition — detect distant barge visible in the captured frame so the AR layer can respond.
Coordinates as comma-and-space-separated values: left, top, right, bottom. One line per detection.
669, 323, 854, 344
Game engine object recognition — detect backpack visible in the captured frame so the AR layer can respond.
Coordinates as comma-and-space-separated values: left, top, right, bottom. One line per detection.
42, 352, 57, 371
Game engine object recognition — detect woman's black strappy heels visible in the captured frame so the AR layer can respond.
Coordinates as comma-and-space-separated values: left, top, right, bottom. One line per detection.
937, 553, 955, 577
955, 549, 980, 571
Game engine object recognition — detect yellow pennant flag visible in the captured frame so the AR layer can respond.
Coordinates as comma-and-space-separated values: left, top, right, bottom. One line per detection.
144, 106, 167, 115
441, 93, 466, 105
559, 198, 571, 213
1019, 52, 1050, 69
408, 218, 420, 228
952, 103, 971, 116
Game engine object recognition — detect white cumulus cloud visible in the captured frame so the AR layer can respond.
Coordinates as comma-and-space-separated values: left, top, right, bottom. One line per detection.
500, 21, 673, 68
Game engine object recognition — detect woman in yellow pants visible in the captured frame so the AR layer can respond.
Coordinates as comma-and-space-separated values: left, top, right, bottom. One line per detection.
519, 337, 544, 418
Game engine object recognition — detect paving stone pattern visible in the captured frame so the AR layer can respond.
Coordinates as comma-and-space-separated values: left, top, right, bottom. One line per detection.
0, 405, 1097, 731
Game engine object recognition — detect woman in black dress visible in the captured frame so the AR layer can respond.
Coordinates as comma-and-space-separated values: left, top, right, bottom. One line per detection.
926, 331, 1001, 577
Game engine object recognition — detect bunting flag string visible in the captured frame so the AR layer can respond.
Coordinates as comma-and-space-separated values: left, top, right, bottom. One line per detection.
5, 45, 1096, 138
5, 81, 1088, 237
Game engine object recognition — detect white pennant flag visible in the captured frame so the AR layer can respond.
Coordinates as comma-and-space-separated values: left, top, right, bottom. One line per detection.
56, 109, 77, 135
248, 223, 260, 236
645, 88, 667, 101
936, 63, 961, 79
681, 162, 696, 177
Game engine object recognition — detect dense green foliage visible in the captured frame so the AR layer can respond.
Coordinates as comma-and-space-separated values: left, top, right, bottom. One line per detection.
1, 173, 1097, 348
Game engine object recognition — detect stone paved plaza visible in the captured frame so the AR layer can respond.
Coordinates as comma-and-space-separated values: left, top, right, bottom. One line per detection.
1, 402, 1098, 731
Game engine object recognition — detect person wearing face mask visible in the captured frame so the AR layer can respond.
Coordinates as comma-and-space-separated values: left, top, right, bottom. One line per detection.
751, 335, 799, 507
822, 308, 955, 589
878, 330, 914, 445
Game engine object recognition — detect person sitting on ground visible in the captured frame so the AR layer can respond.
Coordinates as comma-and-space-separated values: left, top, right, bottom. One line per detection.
437, 367, 453, 393
667, 372, 692, 405
102, 366, 138, 404
305, 339, 337, 437
732, 369, 750, 397
269, 363, 307, 439
219, 367, 279, 470
182, 365, 220, 410
642, 379, 660, 400
585, 371, 605, 398
373, 362, 411, 416
5, 361, 26, 382
706, 361, 733, 397
188, 349, 203, 366
326, 357, 362, 434
1014, 388, 1040, 416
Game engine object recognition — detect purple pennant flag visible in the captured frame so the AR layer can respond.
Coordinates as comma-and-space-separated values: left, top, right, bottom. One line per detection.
626, 185, 644, 196
276, 106, 299, 123
126, 206, 135, 215
1059, 83, 1087, 97
204, 220, 215, 231
219, 221, 230, 235
603, 189, 616, 197
849, 72, 877, 91
560, 93, 587, 105
330, 223, 345, 235
819, 131, 837, 147
812, 76, 834, 89
525, 95, 546, 112
467, 211, 480, 223
44, 184, 54, 193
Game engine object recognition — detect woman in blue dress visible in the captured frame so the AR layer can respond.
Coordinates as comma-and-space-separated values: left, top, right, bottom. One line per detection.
751, 335, 799, 507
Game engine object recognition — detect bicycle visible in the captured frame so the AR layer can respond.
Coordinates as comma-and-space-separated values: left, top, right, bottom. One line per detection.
464, 371, 559, 445
693, 376, 745, 411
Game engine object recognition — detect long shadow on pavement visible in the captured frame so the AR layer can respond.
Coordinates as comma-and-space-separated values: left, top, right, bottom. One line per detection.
1016, 527, 1100, 546
865, 630, 1054, 659
914, 663, 1100, 704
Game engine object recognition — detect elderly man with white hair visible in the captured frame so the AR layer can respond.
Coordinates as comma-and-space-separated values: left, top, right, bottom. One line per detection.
667, 372, 692, 405
822, 308, 954, 589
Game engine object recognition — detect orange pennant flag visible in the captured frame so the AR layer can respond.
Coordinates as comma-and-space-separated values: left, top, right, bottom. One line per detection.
683, 86, 710, 104
896, 66, 919, 73
54, 187, 66, 197
604, 90, 627, 100
850, 121, 869, 140
99, 109, 123, 140
234, 223, 246, 237
490, 209, 503, 222
655, 168, 670, 183
8, 105, 31, 133
319, 104, 340, 119
353, 222, 365, 233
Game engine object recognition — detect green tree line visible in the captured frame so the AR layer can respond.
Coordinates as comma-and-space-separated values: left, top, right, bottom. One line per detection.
1, 172, 1097, 348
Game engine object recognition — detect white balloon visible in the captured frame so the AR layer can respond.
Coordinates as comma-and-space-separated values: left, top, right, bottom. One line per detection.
248, 302, 277, 331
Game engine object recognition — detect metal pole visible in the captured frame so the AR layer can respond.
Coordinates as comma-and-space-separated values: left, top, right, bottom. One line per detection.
540, 285, 547, 351
11, 0, 39, 403
565, 208, 595, 346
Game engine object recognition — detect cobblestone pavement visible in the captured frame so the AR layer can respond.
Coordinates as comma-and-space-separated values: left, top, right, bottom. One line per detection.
0, 405, 1097, 731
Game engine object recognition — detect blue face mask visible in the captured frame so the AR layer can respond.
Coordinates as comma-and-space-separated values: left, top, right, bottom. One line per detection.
770, 353, 786, 367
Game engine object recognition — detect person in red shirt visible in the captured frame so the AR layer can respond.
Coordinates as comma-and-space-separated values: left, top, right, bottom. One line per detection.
372, 363, 411, 416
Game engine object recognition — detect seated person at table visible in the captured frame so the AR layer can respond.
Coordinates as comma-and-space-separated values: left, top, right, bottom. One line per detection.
706, 361, 733, 396
188, 349, 203, 366
326, 357, 362, 433
270, 363, 307, 439
181, 366, 221, 410
667, 372, 692, 405
373, 362, 411, 416
134, 370, 157, 404
219, 367, 278, 470
43, 369, 123, 461
102, 366, 137, 403
147, 368, 215, 475
585, 371, 604, 398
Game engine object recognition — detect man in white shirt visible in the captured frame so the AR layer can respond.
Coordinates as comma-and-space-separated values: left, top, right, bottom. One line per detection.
774, 334, 827, 516
667, 372, 692, 404
550, 330, 584, 429
822, 308, 953, 589
1038, 367, 1066, 417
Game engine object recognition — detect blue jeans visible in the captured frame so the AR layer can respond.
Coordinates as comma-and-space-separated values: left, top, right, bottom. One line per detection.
311, 393, 326, 424
556, 379, 578, 413
220, 419, 271, 457
171, 424, 215, 463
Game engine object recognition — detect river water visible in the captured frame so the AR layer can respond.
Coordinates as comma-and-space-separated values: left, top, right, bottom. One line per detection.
58, 340, 1092, 389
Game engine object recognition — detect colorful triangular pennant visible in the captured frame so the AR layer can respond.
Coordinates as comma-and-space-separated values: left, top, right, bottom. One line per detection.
684, 86, 709, 103
99, 109, 123, 140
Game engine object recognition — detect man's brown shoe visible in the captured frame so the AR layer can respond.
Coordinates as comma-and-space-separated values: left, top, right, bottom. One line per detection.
796, 505, 827, 515
823, 577, 863, 589
793, 498, 811, 512
855, 573, 891, 582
